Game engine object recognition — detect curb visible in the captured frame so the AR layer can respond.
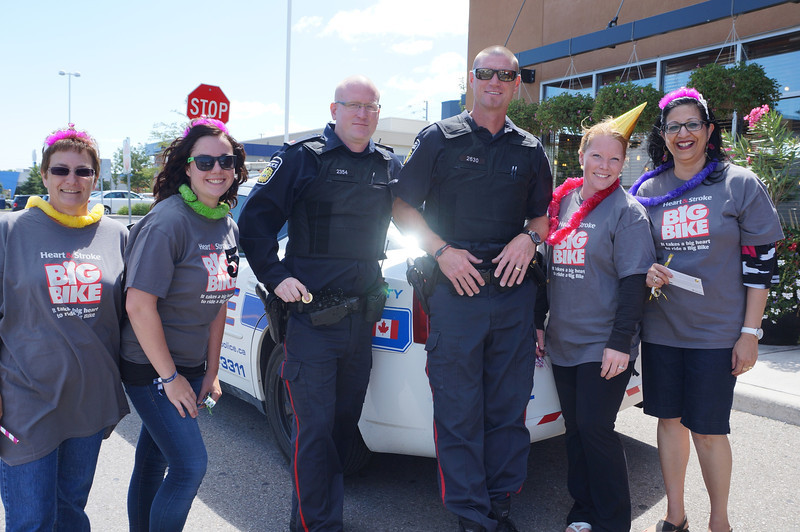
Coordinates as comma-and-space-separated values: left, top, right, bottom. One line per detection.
733, 382, 800, 426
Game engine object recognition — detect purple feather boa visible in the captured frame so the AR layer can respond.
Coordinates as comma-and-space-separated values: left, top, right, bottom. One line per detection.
629, 159, 719, 207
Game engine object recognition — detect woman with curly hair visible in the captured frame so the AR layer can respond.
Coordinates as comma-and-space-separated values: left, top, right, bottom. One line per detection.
119, 118, 246, 531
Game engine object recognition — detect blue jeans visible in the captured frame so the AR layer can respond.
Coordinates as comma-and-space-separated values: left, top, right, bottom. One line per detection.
0, 429, 104, 532
124, 377, 208, 532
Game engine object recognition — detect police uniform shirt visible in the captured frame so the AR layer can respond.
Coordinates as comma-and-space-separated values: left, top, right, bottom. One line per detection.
239, 123, 402, 296
391, 111, 552, 265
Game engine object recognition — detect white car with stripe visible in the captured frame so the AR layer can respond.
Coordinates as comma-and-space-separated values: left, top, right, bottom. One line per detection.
220, 180, 644, 472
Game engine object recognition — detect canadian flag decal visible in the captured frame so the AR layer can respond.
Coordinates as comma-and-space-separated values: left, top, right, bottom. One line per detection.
373, 318, 399, 339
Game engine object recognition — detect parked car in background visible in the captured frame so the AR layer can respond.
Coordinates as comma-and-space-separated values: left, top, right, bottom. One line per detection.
219, 180, 645, 474
87, 190, 154, 214
11, 195, 33, 211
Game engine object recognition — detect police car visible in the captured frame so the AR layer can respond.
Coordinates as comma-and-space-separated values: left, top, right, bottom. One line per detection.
221, 180, 644, 473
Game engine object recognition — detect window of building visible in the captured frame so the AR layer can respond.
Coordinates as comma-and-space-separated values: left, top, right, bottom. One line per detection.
662, 49, 734, 93
543, 75, 593, 99
598, 63, 657, 88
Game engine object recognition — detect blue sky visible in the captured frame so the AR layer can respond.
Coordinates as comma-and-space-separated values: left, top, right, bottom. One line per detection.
0, 0, 468, 170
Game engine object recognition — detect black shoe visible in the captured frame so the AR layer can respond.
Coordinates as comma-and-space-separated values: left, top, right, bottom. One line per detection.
458, 517, 487, 532
495, 517, 520, 532
490, 498, 520, 532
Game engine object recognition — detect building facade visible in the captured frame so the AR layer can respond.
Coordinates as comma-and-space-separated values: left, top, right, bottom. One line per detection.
468, 0, 799, 190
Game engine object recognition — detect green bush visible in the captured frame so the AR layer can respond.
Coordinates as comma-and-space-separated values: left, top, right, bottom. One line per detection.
117, 203, 151, 215
689, 61, 781, 121
593, 81, 662, 133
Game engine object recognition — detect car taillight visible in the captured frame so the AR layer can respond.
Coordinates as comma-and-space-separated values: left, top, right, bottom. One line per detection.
411, 290, 429, 344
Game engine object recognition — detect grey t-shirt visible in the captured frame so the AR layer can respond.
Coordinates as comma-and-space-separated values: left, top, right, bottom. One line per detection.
120, 195, 239, 368
636, 163, 783, 348
546, 186, 655, 366
0, 209, 129, 466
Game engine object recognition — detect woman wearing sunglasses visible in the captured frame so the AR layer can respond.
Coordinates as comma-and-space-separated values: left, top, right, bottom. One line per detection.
0, 125, 129, 530
119, 117, 246, 531
631, 88, 782, 532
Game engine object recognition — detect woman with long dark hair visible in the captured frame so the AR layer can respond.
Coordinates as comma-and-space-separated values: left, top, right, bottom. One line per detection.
120, 118, 246, 531
631, 88, 783, 532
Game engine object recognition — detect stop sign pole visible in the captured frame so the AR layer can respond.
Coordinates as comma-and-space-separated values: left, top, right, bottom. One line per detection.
186, 84, 230, 123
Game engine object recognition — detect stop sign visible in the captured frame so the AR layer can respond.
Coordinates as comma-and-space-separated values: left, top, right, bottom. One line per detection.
187, 84, 230, 123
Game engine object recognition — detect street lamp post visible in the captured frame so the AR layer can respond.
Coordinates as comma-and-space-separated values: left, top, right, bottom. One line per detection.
58, 70, 81, 123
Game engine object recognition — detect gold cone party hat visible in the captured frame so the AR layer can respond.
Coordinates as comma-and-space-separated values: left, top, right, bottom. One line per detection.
610, 102, 646, 141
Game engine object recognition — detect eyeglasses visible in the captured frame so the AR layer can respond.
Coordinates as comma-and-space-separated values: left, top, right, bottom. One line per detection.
473, 68, 518, 82
335, 101, 381, 113
49, 166, 95, 178
187, 155, 237, 171
661, 120, 706, 135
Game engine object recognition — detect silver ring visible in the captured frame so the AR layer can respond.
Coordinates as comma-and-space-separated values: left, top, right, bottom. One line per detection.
653, 275, 658, 284
617, 365, 625, 369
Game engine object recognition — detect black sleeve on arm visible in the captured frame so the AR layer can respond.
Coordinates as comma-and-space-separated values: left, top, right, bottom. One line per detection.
534, 279, 548, 330
605, 273, 648, 353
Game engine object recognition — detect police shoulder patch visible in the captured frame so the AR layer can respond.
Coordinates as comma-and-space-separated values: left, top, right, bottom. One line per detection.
257, 156, 283, 185
403, 138, 420, 165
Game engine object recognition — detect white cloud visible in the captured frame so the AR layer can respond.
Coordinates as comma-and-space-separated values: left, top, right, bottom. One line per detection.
384, 51, 467, 115
294, 16, 322, 32
322, 0, 467, 43
391, 40, 433, 55
231, 101, 283, 121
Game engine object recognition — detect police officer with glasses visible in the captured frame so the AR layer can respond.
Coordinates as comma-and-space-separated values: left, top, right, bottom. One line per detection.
239, 75, 401, 532
391, 45, 553, 532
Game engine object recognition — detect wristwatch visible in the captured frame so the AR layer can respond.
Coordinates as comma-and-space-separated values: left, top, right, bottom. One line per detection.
522, 230, 542, 246
740, 326, 763, 340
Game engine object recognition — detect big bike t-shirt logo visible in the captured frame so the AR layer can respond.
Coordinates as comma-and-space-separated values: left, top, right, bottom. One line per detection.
553, 230, 588, 266
201, 250, 236, 292
44, 256, 103, 305
661, 202, 710, 240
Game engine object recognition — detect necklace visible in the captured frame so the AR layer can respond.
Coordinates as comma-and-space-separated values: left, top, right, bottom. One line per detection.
629, 159, 718, 207
26, 195, 103, 228
546, 177, 619, 246
179, 184, 230, 219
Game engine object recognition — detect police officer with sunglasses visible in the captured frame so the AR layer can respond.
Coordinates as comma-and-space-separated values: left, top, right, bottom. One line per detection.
391, 46, 553, 532
238, 75, 401, 532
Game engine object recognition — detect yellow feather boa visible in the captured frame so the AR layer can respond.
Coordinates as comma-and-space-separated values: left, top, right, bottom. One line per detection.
25, 195, 104, 228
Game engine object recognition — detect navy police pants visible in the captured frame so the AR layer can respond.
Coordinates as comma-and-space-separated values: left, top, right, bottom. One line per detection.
281, 311, 373, 532
425, 278, 536, 530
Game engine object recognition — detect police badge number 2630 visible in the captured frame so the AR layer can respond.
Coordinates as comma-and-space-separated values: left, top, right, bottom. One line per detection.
257, 157, 283, 185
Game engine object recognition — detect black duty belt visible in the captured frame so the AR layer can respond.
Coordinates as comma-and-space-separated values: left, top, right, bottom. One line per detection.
437, 267, 524, 294
289, 295, 363, 326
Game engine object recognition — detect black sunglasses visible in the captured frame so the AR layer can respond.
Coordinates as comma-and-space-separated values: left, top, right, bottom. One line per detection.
473, 68, 518, 82
187, 155, 236, 171
49, 166, 96, 178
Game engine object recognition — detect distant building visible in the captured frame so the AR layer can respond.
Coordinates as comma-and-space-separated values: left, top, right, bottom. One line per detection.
244, 117, 430, 161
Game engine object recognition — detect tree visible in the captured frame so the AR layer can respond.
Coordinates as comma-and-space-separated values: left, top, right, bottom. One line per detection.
149, 121, 184, 149
111, 144, 155, 192
16, 165, 47, 195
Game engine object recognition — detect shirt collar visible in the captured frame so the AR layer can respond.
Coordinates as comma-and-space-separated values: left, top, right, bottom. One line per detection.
320, 122, 375, 155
